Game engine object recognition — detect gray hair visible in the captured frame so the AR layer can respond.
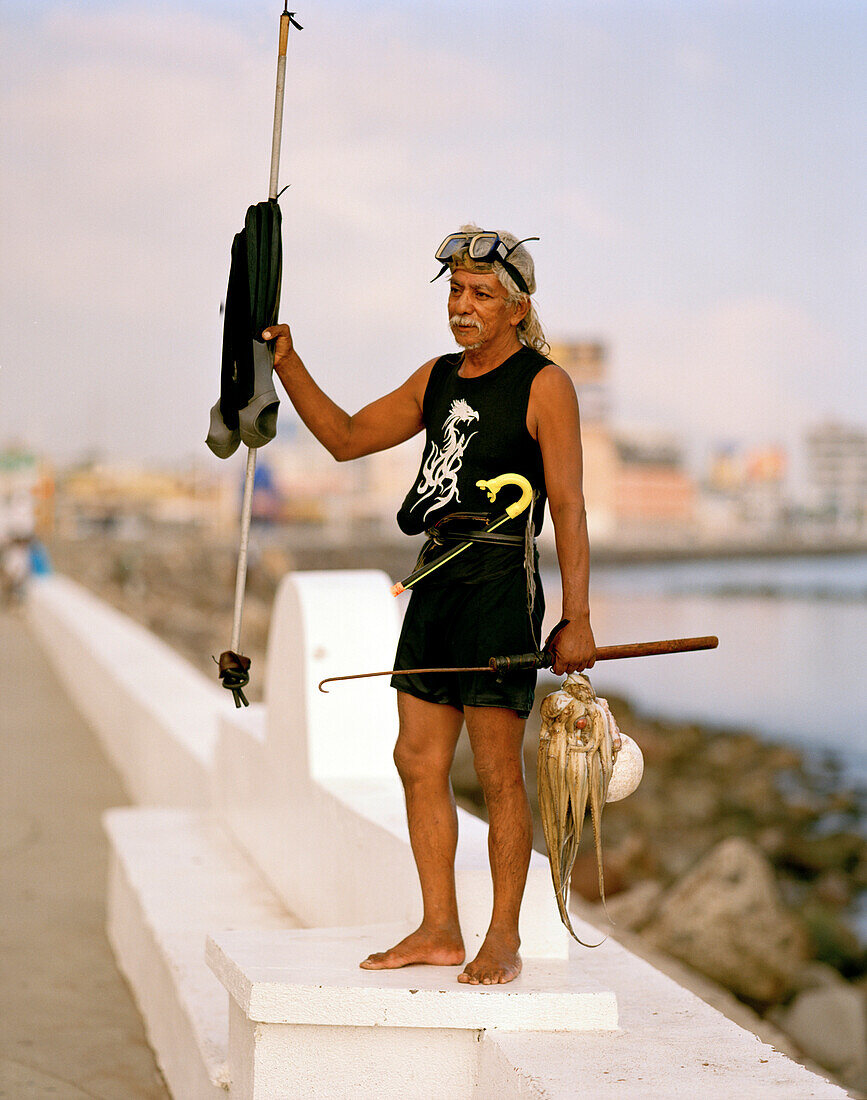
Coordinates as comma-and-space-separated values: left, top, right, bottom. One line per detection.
446, 223, 550, 356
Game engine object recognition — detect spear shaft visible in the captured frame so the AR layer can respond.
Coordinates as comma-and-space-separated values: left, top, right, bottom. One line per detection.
230, 6, 300, 659
317, 634, 718, 692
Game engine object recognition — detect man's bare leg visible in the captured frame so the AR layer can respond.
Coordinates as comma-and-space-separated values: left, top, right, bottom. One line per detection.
458, 705, 531, 985
360, 692, 466, 970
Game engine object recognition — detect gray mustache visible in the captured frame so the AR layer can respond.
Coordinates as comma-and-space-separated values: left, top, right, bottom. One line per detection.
449, 314, 482, 333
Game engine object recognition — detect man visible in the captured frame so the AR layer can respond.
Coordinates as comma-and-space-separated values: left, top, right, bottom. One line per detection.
263, 226, 595, 986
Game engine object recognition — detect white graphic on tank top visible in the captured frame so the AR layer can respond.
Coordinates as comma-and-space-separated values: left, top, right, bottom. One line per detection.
410, 398, 479, 520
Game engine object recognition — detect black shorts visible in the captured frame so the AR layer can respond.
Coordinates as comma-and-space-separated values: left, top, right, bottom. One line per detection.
390, 567, 544, 719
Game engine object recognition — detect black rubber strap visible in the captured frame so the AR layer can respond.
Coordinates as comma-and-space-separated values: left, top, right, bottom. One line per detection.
429, 530, 524, 547
217, 650, 251, 708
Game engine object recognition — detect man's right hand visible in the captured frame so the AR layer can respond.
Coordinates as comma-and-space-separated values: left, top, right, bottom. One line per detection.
262, 324, 293, 372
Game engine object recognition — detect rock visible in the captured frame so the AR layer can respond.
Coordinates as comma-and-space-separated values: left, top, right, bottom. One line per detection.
814, 869, 854, 909
790, 961, 849, 993
778, 830, 867, 877
770, 982, 867, 1083
800, 900, 867, 976
569, 851, 627, 901
599, 880, 663, 932
643, 837, 808, 1005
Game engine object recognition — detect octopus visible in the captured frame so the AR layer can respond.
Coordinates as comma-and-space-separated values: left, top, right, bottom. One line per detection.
537, 672, 643, 945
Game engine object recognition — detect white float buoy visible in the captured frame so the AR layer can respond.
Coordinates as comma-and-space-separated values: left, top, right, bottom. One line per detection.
606, 732, 644, 802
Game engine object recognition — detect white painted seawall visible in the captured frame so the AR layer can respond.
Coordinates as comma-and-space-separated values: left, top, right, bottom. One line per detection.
27, 571, 847, 1098
27, 574, 223, 807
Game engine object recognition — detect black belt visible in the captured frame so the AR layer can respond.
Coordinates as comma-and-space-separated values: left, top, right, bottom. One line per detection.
425, 511, 525, 549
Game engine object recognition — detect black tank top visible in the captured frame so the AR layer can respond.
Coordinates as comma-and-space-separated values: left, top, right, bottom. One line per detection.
397, 346, 550, 580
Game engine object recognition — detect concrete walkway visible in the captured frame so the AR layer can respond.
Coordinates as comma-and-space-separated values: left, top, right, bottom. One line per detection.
0, 608, 168, 1099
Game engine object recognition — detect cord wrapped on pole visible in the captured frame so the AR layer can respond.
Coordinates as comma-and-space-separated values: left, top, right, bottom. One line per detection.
217, 651, 252, 709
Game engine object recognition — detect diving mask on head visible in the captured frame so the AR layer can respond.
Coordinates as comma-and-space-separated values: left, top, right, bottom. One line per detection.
432, 230, 539, 295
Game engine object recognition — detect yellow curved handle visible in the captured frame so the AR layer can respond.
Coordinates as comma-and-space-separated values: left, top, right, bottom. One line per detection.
475, 473, 534, 519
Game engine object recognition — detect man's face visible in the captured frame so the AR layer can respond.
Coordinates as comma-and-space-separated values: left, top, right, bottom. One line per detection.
447, 268, 518, 350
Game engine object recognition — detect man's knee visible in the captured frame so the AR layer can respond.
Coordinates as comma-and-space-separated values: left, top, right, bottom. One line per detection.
472, 748, 525, 797
393, 737, 452, 785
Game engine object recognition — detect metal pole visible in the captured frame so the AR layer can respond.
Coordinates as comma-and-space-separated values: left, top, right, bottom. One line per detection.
230, 448, 258, 652
269, 8, 292, 201
229, 6, 298, 655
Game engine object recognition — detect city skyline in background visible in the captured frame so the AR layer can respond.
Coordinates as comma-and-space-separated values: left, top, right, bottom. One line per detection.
1, 0, 865, 488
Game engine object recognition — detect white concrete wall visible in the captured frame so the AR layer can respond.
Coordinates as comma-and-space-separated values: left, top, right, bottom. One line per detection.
28, 568, 849, 1099
27, 575, 226, 806
104, 808, 298, 1098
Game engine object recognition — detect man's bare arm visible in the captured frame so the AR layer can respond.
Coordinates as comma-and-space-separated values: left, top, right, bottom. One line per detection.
530, 364, 596, 675
263, 324, 432, 461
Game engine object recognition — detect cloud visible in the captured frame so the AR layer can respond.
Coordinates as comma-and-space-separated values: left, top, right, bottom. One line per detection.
673, 44, 726, 86
557, 187, 628, 241
0, 5, 520, 460
0, 2, 863, 467
611, 295, 840, 447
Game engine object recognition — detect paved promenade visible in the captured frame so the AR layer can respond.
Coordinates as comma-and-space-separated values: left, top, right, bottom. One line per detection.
0, 609, 168, 1099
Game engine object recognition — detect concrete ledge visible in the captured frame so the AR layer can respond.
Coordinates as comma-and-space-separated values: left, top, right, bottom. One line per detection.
208, 926, 616, 1098
104, 807, 299, 1099
483, 1026, 849, 1099
226, 1004, 480, 1099
33, 571, 849, 1099
206, 926, 618, 1031
28, 575, 227, 805
476, 926, 851, 1099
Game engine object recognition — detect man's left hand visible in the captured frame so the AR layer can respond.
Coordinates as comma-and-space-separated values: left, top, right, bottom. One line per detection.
550, 617, 596, 676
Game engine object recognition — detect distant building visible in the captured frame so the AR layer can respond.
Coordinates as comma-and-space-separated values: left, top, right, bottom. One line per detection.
0, 449, 53, 538
266, 431, 358, 526
700, 443, 789, 537
549, 341, 609, 425
549, 341, 619, 540
264, 424, 423, 535
612, 432, 696, 537
805, 421, 867, 526
706, 444, 744, 496
355, 438, 425, 531
548, 341, 700, 544
56, 460, 236, 534
740, 446, 787, 530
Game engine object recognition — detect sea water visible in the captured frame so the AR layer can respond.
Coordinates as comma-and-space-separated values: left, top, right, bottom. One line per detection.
542, 553, 867, 786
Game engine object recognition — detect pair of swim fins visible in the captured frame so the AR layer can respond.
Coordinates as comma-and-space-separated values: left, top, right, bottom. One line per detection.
206, 340, 279, 456
206, 200, 282, 458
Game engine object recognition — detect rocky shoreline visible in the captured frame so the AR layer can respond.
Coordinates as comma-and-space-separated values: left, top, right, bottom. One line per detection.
46, 527, 867, 1093
455, 682, 867, 1093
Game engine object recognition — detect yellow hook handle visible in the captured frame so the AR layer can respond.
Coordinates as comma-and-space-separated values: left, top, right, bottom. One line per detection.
475, 473, 534, 519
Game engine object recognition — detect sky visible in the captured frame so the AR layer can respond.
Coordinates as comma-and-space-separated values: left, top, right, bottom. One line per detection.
1, 0, 864, 480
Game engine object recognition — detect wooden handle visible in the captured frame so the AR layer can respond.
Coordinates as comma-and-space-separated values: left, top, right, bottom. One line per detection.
595, 635, 718, 662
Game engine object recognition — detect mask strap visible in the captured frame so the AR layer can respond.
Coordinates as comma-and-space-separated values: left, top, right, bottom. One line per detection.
499, 259, 531, 296
501, 235, 540, 261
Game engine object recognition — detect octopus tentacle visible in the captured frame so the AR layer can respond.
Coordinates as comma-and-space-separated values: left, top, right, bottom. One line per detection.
537, 672, 636, 946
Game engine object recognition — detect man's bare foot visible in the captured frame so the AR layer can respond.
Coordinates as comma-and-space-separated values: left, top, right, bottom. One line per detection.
457, 931, 522, 985
360, 925, 465, 970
